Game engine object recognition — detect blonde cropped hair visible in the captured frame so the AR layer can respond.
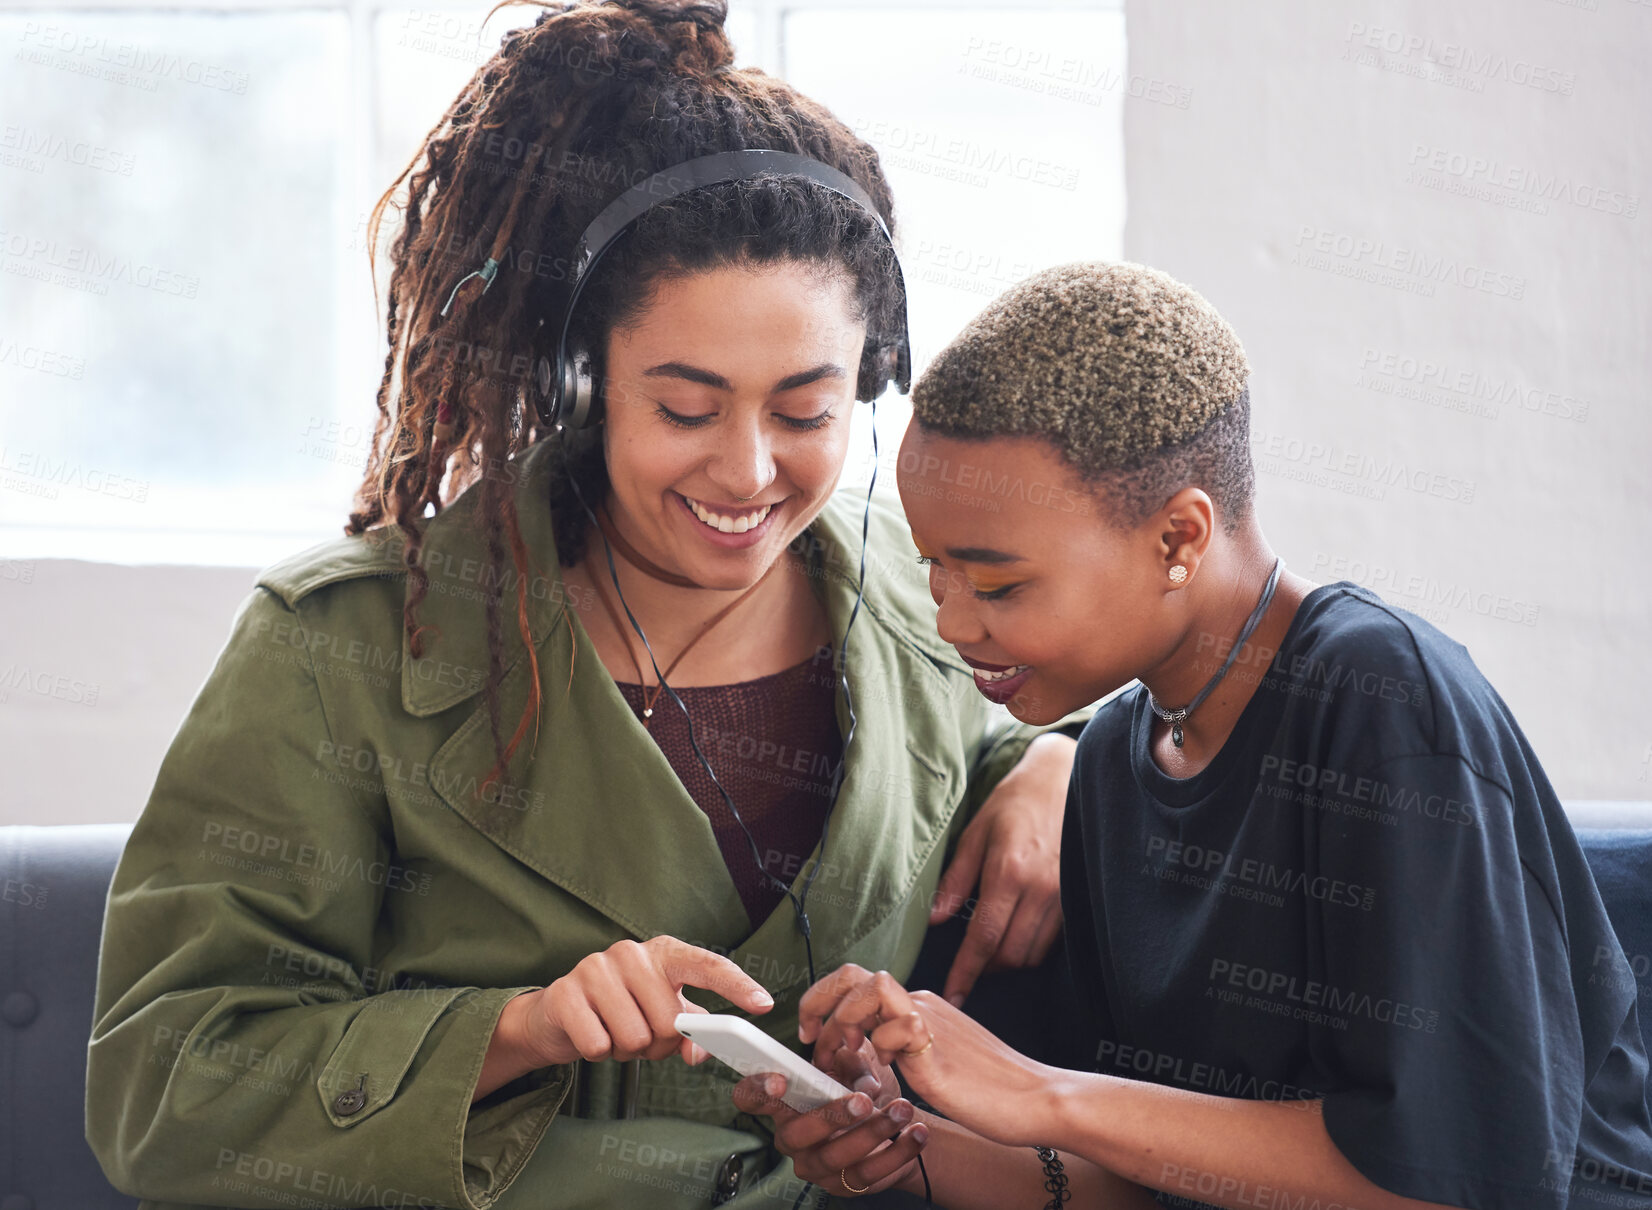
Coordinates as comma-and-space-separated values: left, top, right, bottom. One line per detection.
910, 261, 1256, 529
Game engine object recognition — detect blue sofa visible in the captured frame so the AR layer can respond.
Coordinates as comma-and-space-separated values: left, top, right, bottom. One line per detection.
5, 813, 1652, 1209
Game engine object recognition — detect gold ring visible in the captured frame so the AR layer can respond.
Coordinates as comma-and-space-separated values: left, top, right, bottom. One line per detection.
902, 1035, 935, 1058
840, 1167, 871, 1195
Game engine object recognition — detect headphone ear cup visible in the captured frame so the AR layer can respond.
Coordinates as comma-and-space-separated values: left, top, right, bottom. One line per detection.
892, 341, 911, 396
562, 346, 600, 429
580, 356, 603, 427
534, 355, 557, 428
857, 345, 894, 403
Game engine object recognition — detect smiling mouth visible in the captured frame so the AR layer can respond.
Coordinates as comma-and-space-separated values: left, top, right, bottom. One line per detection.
679, 493, 775, 535
972, 664, 1030, 683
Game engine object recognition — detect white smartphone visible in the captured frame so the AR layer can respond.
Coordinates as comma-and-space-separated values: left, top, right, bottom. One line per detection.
674, 1012, 854, 1112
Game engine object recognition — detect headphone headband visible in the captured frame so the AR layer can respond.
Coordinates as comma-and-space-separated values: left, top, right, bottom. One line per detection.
570, 149, 894, 282
540, 148, 912, 429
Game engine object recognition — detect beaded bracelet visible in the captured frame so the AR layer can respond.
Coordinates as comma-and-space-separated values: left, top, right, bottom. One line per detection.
1034, 1146, 1070, 1209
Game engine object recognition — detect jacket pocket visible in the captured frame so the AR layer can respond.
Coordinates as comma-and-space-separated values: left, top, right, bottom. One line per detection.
317, 986, 468, 1126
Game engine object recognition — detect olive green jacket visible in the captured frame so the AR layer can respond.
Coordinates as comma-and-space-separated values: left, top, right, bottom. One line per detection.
86, 437, 1085, 1210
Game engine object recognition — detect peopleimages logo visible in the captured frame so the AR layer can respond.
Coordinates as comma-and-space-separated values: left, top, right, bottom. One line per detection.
1342, 23, 1576, 95
1407, 144, 1638, 219
0, 124, 136, 175
0, 226, 201, 298
1257, 756, 1476, 826
1541, 1149, 1652, 1201
0, 338, 85, 379
0, 446, 148, 502
1250, 427, 1478, 504
211, 1150, 441, 1209
199, 820, 433, 896
959, 36, 1193, 109
1291, 225, 1526, 300
1094, 1041, 1321, 1106
16, 22, 251, 92
1159, 1163, 1362, 1210
1355, 349, 1590, 425
853, 117, 1082, 192
1144, 835, 1376, 910
1208, 959, 1441, 1033
1310, 552, 1544, 627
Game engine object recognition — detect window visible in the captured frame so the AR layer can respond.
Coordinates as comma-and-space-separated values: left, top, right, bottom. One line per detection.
0, 0, 1123, 565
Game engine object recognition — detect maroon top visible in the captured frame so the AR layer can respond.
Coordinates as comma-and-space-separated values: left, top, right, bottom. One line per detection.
615, 646, 844, 928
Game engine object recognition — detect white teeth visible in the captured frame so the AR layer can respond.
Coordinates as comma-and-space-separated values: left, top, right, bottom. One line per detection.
686, 495, 772, 534
975, 664, 1029, 683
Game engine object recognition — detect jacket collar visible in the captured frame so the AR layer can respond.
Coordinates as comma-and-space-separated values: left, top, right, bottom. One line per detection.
409, 447, 972, 985
401, 440, 964, 718
400, 438, 569, 717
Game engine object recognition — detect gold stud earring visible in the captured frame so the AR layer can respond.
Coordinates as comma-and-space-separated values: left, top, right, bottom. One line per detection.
1168, 565, 1188, 584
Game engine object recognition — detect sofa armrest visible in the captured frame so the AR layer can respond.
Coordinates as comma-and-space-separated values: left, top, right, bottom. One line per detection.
0, 824, 140, 1210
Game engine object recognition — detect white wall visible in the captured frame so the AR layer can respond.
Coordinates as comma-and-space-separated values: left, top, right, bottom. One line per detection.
4, 0, 1650, 826
2, 560, 255, 825
1124, 0, 1651, 799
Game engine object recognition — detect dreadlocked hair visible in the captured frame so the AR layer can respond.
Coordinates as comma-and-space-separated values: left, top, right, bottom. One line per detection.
344, 0, 904, 810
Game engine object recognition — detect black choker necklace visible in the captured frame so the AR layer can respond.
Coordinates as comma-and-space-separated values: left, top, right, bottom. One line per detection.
1148, 559, 1284, 747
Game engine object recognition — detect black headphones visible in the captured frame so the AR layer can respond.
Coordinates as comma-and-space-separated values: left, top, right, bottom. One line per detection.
533, 148, 913, 430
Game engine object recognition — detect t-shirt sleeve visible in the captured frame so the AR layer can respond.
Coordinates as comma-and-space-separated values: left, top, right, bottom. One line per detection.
1311, 750, 1582, 1210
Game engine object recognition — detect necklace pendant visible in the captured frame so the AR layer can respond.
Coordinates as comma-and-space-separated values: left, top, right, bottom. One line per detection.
1171, 720, 1184, 747
642, 707, 653, 719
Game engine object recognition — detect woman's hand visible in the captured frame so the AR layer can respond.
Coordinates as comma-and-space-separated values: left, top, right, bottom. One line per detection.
817, 1032, 903, 1109
931, 733, 1077, 1005
730, 1035, 929, 1197
797, 964, 1060, 1149
511, 935, 775, 1067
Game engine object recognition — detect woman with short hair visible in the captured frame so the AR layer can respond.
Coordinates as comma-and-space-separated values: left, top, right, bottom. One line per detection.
747, 261, 1652, 1210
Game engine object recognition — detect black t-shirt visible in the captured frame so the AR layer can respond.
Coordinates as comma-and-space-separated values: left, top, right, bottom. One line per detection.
1058, 581, 1652, 1210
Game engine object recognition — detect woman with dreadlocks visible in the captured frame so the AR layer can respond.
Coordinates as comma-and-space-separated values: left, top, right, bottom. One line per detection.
85, 2, 1092, 1207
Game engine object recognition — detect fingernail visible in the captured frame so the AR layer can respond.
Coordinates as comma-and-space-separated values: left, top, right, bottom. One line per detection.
849, 1094, 872, 1119
754, 990, 774, 1008
911, 1124, 930, 1146
765, 1074, 784, 1097
889, 1101, 913, 1125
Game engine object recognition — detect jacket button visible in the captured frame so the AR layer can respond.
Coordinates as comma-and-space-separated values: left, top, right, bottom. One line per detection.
712, 1153, 742, 1204
332, 1088, 367, 1116
0, 992, 37, 1027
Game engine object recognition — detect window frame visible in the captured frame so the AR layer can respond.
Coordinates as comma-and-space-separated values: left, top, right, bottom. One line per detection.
0, 0, 1123, 566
